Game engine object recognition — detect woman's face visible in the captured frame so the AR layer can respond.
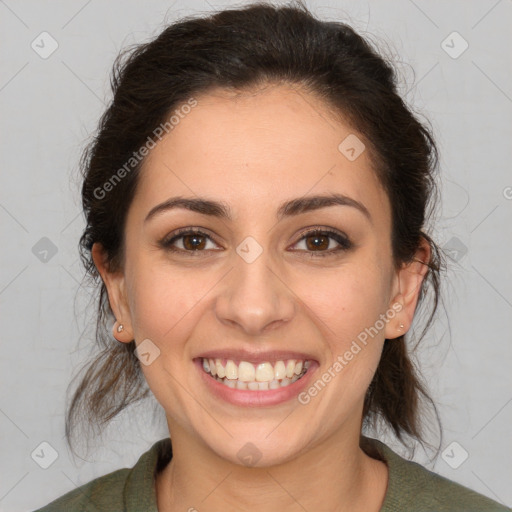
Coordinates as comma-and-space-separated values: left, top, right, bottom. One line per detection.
95, 84, 426, 466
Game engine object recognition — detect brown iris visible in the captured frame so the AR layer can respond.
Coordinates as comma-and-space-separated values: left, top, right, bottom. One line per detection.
182, 233, 207, 250
304, 233, 329, 251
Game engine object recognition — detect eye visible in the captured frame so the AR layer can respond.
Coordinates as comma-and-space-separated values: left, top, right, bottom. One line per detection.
159, 228, 221, 255
159, 226, 353, 258
290, 228, 353, 257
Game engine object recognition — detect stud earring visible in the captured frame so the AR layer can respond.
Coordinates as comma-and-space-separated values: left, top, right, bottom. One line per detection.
117, 323, 124, 333
398, 323, 404, 330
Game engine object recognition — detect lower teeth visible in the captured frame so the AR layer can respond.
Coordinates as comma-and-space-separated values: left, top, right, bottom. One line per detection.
211, 368, 307, 390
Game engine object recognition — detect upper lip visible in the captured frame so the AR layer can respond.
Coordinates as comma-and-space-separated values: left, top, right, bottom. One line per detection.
195, 348, 318, 364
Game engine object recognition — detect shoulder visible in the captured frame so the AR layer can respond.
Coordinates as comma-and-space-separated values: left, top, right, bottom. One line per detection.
362, 436, 511, 512
32, 438, 172, 512
32, 467, 130, 512
400, 462, 510, 512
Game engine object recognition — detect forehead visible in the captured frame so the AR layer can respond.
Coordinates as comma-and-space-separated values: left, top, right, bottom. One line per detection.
130, 84, 390, 227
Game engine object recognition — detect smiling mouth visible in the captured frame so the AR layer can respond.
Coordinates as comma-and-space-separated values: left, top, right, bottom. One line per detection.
199, 357, 310, 390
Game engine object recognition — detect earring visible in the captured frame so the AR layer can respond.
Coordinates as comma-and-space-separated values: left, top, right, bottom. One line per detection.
117, 323, 124, 333
398, 323, 404, 330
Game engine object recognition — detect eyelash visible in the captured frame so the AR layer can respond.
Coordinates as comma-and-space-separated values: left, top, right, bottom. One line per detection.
159, 226, 353, 258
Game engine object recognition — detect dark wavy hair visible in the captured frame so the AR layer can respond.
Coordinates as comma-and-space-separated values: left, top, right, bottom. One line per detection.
67, 0, 445, 459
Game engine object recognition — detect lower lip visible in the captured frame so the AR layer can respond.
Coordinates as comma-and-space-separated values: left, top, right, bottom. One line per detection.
194, 358, 318, 407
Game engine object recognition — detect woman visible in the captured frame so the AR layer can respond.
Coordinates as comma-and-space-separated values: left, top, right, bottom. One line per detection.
35, 2, 509, 511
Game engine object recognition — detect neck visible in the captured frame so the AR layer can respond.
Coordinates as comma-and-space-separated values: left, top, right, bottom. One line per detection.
155, 424, 388, 512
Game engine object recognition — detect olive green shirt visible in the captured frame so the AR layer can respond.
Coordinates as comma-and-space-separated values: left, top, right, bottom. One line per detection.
34, 436, 511, 511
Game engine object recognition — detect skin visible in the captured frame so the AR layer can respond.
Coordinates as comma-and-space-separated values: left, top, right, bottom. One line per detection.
92, 83, 430, 512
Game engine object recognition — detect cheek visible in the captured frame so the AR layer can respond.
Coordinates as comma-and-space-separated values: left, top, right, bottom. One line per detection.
126, 260, 206, 346
125, 262, 211, 416
294, 263, 389, 347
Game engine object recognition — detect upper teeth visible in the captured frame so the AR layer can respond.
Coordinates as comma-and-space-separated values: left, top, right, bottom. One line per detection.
202, 358, 310, 382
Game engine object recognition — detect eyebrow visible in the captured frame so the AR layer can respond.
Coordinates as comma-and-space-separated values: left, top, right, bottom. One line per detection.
144, 193, 372, 224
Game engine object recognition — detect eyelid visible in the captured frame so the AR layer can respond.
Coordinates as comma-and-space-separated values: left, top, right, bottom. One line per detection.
293, 225, 349, 242
289, 226, 352, 253
159, 227, 223, 252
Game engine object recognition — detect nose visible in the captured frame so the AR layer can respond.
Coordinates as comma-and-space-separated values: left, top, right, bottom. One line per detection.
214, 248, 296, 336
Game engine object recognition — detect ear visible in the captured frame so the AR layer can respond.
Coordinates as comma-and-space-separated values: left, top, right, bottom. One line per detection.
91, 242, 134, 343
384, 236, 431, 340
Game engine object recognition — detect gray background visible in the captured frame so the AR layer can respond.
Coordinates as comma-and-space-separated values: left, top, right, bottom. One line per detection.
1, 0, 511, 510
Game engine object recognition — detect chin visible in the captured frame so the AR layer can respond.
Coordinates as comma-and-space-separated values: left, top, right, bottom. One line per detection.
199, 425, 310, 469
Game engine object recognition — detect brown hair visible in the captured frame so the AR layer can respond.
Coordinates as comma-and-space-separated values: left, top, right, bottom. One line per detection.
67, 0, 445, 458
